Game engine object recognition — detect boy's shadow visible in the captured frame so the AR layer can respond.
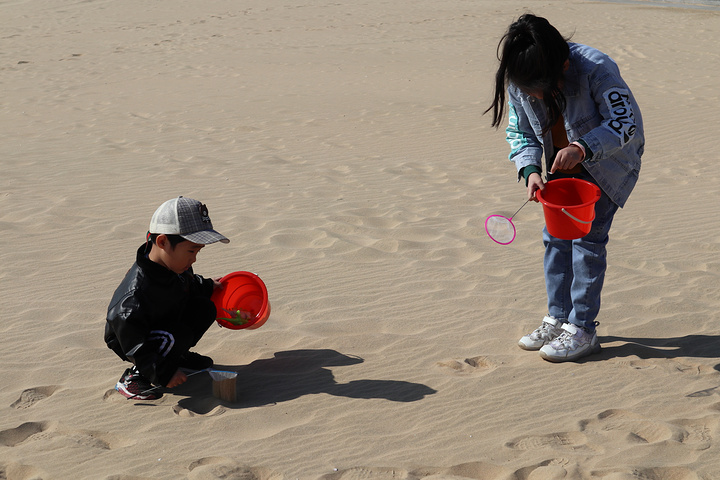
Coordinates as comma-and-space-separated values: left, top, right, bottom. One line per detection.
173, 349, 436, 413
588, 334, 720, 370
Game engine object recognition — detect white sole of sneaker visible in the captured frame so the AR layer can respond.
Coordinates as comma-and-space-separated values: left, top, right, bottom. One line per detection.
518, 340, 544, 351
539, 343, 602, 363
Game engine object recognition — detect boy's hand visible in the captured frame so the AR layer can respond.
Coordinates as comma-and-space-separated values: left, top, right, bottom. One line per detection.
527, 172, 545, 202
212, 277, 224, 290
166, 369, 187, 388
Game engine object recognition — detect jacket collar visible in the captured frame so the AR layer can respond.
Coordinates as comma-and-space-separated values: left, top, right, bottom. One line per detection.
135, 243, 189, 283
562, 44, 582, 98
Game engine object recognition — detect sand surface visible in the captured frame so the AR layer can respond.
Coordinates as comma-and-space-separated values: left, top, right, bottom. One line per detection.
2, 0, 720, 478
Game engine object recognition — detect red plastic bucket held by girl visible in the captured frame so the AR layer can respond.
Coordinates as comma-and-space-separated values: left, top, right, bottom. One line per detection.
536, 178, 601, 240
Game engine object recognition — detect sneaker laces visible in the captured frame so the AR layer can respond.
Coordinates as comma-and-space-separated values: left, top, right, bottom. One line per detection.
551, 329, 577, 349
551, 322, 598, 350
530, 318, 560, 339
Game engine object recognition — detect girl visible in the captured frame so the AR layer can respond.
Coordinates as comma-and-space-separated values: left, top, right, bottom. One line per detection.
485, 14, 644, 362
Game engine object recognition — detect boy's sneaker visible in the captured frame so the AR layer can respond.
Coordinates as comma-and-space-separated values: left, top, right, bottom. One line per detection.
518, 316, 566, 350
115, 366, 162, 400
539, 322, 601, 362
178, 351, 213, 370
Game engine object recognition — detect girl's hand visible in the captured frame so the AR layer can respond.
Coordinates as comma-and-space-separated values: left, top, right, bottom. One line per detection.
551, 144, 584, 174
167, 369, 187, 388
212, 277, 224, 290
527, 172, 545, 202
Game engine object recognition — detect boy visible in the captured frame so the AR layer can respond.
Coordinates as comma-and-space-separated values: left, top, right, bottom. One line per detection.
105, 196, 229, 400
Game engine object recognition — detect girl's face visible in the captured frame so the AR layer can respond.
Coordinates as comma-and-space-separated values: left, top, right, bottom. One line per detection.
519, 61, 569, 100
150, 236, 205, 274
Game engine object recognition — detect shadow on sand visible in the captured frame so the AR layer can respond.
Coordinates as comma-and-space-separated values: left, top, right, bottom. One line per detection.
169, 349, 437, 413
595, 334, 720, 363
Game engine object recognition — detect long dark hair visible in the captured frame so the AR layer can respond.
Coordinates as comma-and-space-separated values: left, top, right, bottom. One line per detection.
484, 14, 571, 133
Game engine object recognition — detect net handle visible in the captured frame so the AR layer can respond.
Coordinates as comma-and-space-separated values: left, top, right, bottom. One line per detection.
509, 199, 530, 220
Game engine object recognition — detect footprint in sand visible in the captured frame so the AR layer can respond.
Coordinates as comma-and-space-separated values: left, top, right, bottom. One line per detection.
505, 431, 591, 452
511, 458, 582, 480
0, 422, 51, 447
10, 385, 60, 409
0, 462, 47, 480
321, 462, 517, 479
597, 466, 700, 480
0, 420, 134, 452
173, 397, 226, 417
57, 428, 135, 450
581, 408, 718, 451
187, 457, 280, 479
103, 388, 130, 403
419, 461, 514, 480
611, 358, 715, 375
671, 416, 718, 449
435, 356, 498, 376
580, 409, 674, 445
321, 467, 414, 480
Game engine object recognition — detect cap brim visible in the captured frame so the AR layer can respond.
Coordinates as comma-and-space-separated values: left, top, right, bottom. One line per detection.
181, 230, 229, 245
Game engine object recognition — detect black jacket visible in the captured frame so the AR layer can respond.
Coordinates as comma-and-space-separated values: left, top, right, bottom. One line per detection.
104, 244, 216, 386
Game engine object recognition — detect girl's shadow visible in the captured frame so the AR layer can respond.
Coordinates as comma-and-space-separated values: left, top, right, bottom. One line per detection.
586, 334, 720, 370
174, 349, 436, 411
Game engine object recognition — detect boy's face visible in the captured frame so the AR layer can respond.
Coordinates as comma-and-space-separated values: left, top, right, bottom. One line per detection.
150, 236, 205, 274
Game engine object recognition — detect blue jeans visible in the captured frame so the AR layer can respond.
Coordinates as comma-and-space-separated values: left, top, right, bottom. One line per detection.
543, 180, 618, 332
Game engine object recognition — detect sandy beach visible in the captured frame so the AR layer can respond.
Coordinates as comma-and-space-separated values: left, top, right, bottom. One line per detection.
2, 0, 720, 478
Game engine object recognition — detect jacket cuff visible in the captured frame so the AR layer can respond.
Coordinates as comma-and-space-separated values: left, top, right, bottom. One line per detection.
576, 138, 594, 161
520, 165, 542, 186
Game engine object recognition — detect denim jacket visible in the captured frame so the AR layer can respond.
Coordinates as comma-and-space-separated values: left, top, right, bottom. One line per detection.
506, 43, 644, 207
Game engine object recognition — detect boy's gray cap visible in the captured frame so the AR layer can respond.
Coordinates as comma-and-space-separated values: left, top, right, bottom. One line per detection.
149, 196, 229, 245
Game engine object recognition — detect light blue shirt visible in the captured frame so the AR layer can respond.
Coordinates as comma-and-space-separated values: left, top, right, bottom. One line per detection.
506, 43, 644, 207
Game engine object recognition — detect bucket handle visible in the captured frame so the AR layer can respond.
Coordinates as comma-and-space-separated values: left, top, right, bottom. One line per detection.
561, 208, 595, 225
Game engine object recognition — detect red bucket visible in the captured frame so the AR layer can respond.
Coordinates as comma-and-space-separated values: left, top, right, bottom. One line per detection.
211, 271, 270, 330
536, 178, 601, 240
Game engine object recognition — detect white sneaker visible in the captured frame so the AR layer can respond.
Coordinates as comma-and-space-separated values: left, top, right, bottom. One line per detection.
518, 316, 566, 351
539, 322, 601, 362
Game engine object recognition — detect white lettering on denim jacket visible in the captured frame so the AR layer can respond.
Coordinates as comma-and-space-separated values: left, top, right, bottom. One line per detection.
603, 88, 636, 146
506, 102, 529, 156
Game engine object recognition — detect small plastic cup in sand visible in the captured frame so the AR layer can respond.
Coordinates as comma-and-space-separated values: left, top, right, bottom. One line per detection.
209, 370, 237, 403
